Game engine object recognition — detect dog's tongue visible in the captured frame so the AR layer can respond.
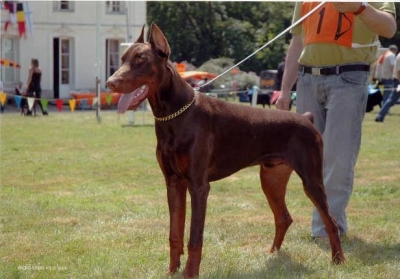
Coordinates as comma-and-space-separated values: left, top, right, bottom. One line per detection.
117, 91, 136, 114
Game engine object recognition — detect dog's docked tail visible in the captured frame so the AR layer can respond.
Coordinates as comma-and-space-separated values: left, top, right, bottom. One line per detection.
302, 112, 314, 124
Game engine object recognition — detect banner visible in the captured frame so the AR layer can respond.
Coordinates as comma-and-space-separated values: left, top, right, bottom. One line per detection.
3, 92, 122, 112
4, 1, 33, 38
0, 59, 21, 69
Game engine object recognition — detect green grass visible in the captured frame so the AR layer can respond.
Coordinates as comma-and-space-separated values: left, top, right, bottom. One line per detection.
1, 103, 400, 279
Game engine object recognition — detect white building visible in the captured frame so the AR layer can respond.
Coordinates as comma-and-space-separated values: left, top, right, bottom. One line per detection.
1, 1, 146, 99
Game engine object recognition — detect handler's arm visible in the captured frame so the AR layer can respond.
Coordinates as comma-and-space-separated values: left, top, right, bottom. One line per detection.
358, 6, 396, 38
275, 34, 303, 111
333, 2, 396, 38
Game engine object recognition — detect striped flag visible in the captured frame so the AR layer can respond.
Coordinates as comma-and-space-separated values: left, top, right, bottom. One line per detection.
23, 1, 33, 35
16, 2, 26, 38
4, 1, 17, 32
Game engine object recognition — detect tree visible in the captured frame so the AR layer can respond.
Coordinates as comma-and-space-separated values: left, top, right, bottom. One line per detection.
147, 2, 295, 74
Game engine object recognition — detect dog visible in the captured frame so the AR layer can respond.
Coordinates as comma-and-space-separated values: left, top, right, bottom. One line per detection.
106, 23, 345, 279
366, 85, 383, 112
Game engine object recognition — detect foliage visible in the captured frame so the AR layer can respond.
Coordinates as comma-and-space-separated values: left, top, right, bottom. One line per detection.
147, 1, 295, 74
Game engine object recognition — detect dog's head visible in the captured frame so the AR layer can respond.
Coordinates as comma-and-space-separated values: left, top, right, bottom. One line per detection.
106, 23, 171, 113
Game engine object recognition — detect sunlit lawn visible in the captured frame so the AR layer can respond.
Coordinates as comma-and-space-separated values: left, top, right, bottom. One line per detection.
1, 101, 399, 278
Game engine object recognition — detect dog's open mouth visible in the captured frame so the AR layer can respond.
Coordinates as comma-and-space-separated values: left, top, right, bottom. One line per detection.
117, 85, 149, 114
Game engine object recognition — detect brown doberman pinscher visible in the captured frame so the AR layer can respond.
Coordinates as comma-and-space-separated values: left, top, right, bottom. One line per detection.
106, 23, 345, 279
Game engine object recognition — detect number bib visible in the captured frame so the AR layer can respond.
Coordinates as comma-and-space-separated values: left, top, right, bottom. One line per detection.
302, 2, 354, 48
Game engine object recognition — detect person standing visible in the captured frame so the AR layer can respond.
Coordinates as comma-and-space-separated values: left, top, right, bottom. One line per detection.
26, 58, 48, 115
276, 2, 396, 240
374, 45, 397, 104
375, 47, 400, 122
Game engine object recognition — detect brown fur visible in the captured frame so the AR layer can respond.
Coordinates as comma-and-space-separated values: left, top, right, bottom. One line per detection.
106, 23, 345, 279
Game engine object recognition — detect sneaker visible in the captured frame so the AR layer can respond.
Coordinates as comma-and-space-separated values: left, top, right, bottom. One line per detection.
375, 117, 383, 122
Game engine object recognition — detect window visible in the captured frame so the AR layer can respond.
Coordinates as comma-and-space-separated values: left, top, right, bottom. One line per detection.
106, 1, 125, 14
53, 1, 74, 12
106, 39, 123, 81
0, 37, 20, 87
61, 39, 70, 84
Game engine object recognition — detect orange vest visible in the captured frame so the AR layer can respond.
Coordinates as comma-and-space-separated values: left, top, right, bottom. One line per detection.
302, 2, 354, 48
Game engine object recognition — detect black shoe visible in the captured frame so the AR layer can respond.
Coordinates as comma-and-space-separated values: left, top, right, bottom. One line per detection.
43, 111, 48, 116
375, 117, 383, 122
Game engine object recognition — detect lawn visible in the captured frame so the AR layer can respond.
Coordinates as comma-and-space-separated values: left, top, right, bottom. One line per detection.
1, 102, 400, 279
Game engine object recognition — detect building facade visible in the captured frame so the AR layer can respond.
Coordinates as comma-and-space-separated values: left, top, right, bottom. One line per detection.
1, 1, 146, 99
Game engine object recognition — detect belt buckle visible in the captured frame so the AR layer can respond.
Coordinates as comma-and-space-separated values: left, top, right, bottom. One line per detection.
311, 67, 321, 76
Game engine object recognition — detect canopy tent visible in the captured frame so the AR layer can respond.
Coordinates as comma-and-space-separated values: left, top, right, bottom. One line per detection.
179, 71, 217, 80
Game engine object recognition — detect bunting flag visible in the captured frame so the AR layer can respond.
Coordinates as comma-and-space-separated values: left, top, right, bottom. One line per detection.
40, 99, 48, 112
4, 1, 17, 32
106, 94, 112, 105
16, 2, 26, 38
27, 97, 35, 110
4, 92, 121, 113
14, 95, 22, 108
92, 97, 99, 107
69, 99, 76, 112
56, 99, 63, 111
81, 99, 87, 110
0, 92, 7, 105
0, 58, 21, 69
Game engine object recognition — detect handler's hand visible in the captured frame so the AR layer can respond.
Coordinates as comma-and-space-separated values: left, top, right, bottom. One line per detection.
275, 91, 291, 111
332, 2, 363, 13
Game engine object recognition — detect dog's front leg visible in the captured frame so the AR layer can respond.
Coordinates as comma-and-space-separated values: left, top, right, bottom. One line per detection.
183, 182, 210, 279
166, 177, 188, 275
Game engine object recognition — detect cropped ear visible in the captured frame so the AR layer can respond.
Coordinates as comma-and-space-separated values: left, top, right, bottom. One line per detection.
135, 25, 145, 43
149, 23, 171, 58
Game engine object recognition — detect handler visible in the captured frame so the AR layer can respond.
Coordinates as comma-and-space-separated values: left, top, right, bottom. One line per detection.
276, 2, 396, 239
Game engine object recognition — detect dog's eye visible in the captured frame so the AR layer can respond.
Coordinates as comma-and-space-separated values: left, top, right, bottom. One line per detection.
134, 54, 146, 65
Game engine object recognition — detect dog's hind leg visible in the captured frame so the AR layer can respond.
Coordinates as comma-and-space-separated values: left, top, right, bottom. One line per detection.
166, 177, 187, 275
259, 163, 294, 253
295, 155, 346, 264
300, 173, 346, 264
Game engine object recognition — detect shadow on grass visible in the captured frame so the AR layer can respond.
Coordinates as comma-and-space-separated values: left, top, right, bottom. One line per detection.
202, 250, 313, 279
200, 236, 400, 279
342, 236, 400, 265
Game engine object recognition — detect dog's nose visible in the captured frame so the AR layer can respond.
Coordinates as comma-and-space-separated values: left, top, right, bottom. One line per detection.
106, 78, 118, 92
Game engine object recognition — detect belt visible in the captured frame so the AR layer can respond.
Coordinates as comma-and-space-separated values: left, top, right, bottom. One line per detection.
300, 64, 370, 76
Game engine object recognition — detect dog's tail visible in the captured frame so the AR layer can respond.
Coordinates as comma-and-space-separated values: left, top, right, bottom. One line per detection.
302, 112, 314, 124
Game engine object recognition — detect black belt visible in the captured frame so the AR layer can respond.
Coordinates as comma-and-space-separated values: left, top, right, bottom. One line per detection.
300, 64, 370, 76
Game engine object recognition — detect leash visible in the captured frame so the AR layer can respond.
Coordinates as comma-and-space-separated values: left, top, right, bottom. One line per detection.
195, 1, 326, 91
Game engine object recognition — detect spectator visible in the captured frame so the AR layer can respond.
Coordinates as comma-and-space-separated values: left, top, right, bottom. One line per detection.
374, 45, 397, 104
375, 46, 400, 122
26, 58, 48, 116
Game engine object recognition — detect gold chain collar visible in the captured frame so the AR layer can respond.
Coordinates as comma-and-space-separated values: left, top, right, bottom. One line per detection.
154, 92, 197, 122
